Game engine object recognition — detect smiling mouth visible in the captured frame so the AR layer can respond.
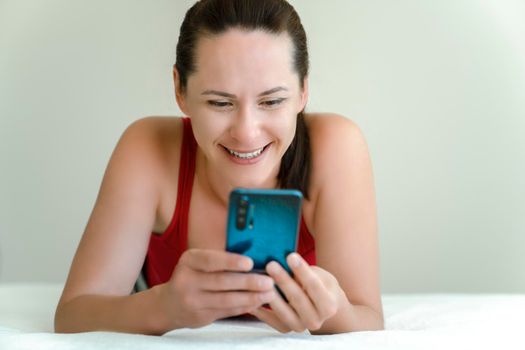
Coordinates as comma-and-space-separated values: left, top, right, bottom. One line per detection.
221, 143, 271, 160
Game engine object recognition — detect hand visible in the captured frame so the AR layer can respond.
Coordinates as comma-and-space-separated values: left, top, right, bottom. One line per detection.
158, 249, 276, 329
249, 253, 343, 333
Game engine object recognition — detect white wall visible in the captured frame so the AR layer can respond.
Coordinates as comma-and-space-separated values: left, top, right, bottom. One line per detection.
1, 0, 524, 292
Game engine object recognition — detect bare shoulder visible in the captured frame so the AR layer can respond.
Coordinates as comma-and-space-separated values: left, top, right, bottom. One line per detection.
120, 116, 183, 167
119, 116, 184, 231
106, 115, 184, 205
304, 113, 370, 197
305, 112, 366, 150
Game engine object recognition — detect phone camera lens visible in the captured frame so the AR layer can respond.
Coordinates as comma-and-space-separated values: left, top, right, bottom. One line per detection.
236, 216, 246, 230
236, 196, 249, 230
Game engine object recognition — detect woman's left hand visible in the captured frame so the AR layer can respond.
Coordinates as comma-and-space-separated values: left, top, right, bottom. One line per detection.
249, 253, 345, 333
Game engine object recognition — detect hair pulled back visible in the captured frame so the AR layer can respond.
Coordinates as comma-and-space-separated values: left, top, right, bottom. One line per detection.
176, 0, 311, 198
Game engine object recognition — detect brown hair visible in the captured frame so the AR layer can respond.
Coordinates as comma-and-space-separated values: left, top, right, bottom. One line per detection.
176, 0, 311, 199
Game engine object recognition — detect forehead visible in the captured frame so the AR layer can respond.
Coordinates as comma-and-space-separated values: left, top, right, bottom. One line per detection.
189, 29, 297, 91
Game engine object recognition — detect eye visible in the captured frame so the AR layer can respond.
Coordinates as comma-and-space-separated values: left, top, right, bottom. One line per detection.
260, 98, 285, 107
207, 100, 233, 108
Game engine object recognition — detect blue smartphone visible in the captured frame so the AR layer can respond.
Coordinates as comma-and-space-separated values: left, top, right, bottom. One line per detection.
225, 188, 303, 275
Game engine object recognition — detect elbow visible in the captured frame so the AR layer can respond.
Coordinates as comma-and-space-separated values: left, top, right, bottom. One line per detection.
54, 305, 65, 333
54, 300, 77, 334
54, 303, 69, 333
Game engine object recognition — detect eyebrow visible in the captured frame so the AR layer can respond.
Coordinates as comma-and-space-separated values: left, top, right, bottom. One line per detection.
201, 86, 288, 98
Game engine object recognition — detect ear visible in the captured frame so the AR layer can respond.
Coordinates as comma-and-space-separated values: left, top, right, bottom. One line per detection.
298, 76, 309, 112
173, 65, 189, 115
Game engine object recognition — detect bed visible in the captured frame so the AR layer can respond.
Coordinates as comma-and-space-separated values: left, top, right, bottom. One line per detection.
1, 283, 524, 349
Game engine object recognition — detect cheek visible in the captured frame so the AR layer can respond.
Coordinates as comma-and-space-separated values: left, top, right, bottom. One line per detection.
190, 114, 232, 152
273, 114, 297, 148
188, 116, 218, 149
286, 122, 298, 146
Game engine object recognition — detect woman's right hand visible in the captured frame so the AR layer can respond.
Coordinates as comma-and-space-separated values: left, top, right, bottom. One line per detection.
158, 249, 277, 330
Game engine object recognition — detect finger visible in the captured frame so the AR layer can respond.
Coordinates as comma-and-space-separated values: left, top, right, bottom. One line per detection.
287, 254, 338, 320
250, 307, 291, 333
202, 290, 276, 310
264, 282, 306, 333
198, 271, 274, 292
267, 260, 321, 329
180, 249, 253, 272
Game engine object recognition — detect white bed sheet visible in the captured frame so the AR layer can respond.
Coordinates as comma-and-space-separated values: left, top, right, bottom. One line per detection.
1, 283, 524, 350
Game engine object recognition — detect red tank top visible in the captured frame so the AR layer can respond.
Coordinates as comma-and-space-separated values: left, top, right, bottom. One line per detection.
145, 117, 316, 287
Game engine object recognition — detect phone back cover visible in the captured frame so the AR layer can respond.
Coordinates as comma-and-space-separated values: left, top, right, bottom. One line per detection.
226, 189, 302, 274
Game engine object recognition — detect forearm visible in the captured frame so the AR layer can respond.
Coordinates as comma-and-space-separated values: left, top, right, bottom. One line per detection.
311, 302, 384, 335
54, 284, 172, 335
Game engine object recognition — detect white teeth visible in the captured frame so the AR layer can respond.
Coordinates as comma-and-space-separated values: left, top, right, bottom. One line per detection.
227, 146, 265, 159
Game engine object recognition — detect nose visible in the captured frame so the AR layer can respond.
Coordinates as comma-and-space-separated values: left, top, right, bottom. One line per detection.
229, 105, 261, 145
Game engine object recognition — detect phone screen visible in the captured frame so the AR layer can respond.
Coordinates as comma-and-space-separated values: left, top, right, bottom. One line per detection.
225, 188, 303, 274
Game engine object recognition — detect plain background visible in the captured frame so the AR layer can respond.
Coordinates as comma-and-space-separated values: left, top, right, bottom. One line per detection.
1, 0, 524, 293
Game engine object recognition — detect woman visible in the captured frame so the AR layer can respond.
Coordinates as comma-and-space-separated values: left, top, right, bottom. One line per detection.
55, 0, 383, 335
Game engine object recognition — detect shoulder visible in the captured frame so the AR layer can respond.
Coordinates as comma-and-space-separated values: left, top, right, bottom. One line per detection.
109, 116, 185, 208
120, 116, 187, 229
305, 112, 365, 149
119, 116, 183, 156
304, 113, 371, 196
116, 116, 184, 175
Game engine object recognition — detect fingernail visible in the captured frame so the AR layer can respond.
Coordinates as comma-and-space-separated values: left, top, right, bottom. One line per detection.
267, 261, 280, 275
288, 253, 301, 268
239, 258, 253, 270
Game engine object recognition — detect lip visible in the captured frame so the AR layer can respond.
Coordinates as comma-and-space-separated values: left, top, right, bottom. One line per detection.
221, 143, 272, 165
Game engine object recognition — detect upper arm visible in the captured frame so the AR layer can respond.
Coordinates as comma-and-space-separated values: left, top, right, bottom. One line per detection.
309, 114, 382, 316
58, 117, 165, 305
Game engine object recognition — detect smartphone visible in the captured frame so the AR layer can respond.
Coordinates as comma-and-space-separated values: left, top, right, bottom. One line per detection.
225, 188, 303, 275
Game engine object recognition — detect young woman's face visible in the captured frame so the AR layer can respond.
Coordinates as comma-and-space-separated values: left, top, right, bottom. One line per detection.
177, 29, 308, 188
